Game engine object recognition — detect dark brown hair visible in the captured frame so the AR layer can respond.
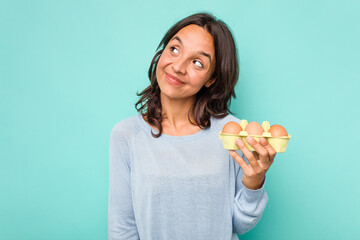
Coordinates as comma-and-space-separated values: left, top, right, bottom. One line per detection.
135, 13, 239, 137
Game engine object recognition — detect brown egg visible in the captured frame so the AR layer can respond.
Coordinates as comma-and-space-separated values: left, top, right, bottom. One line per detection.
222, 121, 242, 134
245, 121, 264, 136
268, 124, 288, 137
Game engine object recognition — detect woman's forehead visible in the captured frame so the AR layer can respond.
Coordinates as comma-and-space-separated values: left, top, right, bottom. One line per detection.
170, 24, 215, 55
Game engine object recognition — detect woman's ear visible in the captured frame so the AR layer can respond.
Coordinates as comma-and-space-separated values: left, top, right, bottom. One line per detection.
205, 78, 216, 88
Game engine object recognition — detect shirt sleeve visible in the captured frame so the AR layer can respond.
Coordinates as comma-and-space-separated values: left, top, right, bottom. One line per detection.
232, 150, 268, 235
108, 125, 140, 240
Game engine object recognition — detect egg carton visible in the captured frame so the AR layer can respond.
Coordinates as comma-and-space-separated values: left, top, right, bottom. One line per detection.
218, 120, 291, 152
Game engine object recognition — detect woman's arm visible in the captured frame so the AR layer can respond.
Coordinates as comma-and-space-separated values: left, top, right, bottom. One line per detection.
232, 159, 268, 234
230, 136, 276, 234
108, 125, 139, 240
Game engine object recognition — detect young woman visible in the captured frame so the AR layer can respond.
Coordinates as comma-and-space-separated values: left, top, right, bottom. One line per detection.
108, 13, 276, 240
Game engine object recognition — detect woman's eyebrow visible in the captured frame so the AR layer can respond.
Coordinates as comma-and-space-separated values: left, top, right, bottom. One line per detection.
172, 36, 183, 45
198, 51, 212, 63
171, 36, 212, 63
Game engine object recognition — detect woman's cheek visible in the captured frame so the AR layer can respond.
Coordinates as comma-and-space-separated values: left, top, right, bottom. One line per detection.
158, 55, 169, 71
156, 55, 166, 76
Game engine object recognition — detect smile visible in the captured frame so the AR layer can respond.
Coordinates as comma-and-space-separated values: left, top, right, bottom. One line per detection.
165, 73, 185, 86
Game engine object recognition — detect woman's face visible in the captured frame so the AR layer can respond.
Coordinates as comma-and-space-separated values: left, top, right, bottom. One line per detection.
156, 24, 216, 101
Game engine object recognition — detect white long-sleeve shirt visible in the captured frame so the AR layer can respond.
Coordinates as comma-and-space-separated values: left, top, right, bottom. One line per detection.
108, 114, 268, 240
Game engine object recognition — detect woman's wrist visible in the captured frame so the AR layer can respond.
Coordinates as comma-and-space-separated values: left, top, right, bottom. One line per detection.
242, 175, 265, 190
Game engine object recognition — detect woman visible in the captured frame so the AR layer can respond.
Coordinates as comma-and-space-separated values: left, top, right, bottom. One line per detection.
109, 13, 276, 240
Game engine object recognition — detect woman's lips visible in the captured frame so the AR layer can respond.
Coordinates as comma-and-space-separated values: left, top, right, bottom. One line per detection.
165, 73, 184, 86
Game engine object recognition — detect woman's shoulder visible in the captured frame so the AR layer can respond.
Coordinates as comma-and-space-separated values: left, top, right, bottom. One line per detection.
110, 114, 143, 141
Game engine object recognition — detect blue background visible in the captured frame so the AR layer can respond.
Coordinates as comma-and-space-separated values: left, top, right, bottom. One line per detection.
1, 0, 359, 239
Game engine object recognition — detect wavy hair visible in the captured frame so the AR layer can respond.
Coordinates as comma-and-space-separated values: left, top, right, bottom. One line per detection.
135, 13, 239, 137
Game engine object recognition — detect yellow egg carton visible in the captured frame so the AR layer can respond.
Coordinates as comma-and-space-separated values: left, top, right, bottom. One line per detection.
218, 120, 291, 152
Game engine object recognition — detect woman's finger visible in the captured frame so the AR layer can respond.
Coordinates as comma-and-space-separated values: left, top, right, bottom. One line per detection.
259, 137, 277, 163
235, 138, 259, 168
245, 136, 269, 161
229, 150, 250, 172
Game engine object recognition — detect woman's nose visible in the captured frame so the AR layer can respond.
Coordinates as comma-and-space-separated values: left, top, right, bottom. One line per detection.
171, 57, 187, 75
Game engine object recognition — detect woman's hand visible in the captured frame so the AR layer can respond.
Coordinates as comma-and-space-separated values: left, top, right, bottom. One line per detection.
229, 136, 276, 190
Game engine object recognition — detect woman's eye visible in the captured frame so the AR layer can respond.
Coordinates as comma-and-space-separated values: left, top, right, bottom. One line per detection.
170, 46, 179, 54
193, 60, 203, 68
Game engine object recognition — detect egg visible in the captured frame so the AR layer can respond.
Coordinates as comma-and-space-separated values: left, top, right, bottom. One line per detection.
222, 121, 242, 134
268, 124, 288, 137
245, 121, 264, 136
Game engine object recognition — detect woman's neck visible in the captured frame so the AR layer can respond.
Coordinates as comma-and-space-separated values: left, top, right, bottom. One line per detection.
158, 93, 201, 136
